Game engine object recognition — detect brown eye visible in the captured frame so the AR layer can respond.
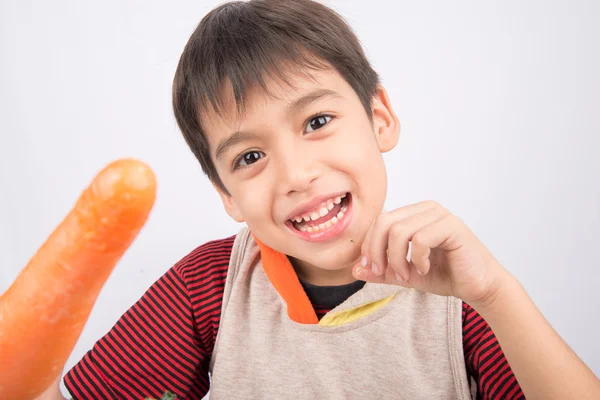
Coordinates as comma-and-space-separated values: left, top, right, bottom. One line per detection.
234, 150, 264, 169
305, 115, 332, 133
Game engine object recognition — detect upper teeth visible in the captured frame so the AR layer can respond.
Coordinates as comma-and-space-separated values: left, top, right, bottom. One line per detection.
292, 193, 346, 223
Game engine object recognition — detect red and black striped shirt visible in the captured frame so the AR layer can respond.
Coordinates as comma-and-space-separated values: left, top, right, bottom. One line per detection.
64, 236, 525, 399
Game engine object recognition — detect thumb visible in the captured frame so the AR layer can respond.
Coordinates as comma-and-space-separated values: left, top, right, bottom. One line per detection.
352, 262, 389, 284
352, 261, 415, 289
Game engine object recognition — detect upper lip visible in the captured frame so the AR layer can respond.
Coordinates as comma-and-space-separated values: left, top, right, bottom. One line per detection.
285, 191, 348, 221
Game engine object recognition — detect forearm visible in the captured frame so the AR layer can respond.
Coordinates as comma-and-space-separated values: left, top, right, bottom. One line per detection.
471, 270, 600, 399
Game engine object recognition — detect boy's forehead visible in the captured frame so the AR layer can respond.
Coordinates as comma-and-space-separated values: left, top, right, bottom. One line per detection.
202, 67, 349, 141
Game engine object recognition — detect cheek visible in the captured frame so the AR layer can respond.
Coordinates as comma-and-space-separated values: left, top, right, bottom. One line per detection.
332, 126, 384, 176
233, 181, 275, 229
238, 194, 266, 220
333, 126, 388, 209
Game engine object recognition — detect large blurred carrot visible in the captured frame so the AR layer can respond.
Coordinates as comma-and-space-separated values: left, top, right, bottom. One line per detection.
0, 159, 157, 399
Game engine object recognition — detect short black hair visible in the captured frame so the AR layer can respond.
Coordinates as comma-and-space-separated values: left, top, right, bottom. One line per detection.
172, 0, 379, 192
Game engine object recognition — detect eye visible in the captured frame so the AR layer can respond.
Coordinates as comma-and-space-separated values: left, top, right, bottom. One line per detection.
234, 150, 265, 170
305, 115, 332, 133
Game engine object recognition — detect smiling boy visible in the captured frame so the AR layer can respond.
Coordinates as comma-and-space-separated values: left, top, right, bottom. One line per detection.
39, 0, 600, 399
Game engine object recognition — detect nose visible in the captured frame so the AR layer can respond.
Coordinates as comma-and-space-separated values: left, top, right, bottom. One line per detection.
276, 146, 320, 195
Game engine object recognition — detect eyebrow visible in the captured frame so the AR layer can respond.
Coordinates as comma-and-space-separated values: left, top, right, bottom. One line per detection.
215, 130, 259, 162
214, 88, 342, 162
286, 88, 342, 115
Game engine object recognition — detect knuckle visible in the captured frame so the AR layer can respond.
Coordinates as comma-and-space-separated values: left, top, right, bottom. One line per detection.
411, 231, 425, 247
372, 214, 388, 232
423, 200, 440, 209
389, 223, 406, 240
446, 213, 462, 225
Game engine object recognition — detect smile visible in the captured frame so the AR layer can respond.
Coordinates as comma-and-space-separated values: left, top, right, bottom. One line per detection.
286, 193, 353, 242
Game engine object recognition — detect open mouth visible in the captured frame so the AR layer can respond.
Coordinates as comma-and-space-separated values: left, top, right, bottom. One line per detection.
286, 193, 353, 242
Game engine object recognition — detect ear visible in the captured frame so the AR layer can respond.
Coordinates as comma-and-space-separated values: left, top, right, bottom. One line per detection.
213, 183, 245, 223
371, 85, 400, 153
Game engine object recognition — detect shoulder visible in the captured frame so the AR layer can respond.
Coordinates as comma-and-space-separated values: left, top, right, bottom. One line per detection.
172, 235, 236, 283
62, 235, 238, 399
169, 235, 236, 351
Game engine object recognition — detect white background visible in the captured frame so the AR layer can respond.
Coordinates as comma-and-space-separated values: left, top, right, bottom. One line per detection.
1, 0, 598, 396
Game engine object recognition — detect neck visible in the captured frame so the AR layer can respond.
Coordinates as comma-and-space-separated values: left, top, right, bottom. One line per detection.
289, 257, 357, 286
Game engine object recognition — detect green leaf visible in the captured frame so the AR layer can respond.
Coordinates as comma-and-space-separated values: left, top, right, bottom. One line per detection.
161, 391, 177, 400
142, 391, 177, 400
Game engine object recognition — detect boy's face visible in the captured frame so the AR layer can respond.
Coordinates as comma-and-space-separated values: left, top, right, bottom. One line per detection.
204, 67, 399, 283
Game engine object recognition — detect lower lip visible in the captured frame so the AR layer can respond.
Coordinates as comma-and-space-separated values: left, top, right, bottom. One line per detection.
285, 194, 354, 243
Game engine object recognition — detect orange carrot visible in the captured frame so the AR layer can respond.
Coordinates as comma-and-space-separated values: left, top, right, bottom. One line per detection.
0, 158, 157, 399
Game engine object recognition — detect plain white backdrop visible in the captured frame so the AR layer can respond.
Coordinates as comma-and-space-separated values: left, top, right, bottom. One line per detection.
1, 0, 599, 396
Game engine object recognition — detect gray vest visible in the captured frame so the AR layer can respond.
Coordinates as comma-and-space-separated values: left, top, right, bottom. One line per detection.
209, 227, 474, 399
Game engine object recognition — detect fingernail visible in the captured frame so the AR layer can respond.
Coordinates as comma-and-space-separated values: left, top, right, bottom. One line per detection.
395, 272, 404, 281
361, 255, 368, 267
371, 262, 380, 275
418, 269, 426, 276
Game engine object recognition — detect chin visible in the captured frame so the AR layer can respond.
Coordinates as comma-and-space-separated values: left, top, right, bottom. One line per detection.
307, 242, 362, 271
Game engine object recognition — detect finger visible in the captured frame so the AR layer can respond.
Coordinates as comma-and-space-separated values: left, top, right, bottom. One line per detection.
411, 214, 464, 260
364, 200, 440, 276
352, 261, 413, 288
362, 214, 390, 276
409, 240, 431, 276
387, 207, 449, 281
352, 262, 387, 283
359, 217, 377, 272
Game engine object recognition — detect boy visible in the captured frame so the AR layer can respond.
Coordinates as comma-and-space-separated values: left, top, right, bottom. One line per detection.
41, 0, 599, 399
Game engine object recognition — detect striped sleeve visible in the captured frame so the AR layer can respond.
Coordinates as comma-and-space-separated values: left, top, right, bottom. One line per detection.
64, 236, 234, 400
462, 301, 526, 399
